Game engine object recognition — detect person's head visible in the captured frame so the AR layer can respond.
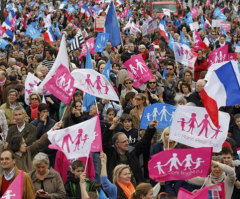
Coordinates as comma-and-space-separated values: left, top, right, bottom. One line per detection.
13, 106, 26, 125
195, 79, 205, 92
40, 65, 48, 78
71, 160, 85, 179
72, 100, 82, 113
21, 66, 28, 76
44, 49, 53, 60
113, 164, 131, 185
33, 152, 49, 176
147, 78, 157, 89
180, 82, 191, 94
0, 150, 15, 172
106, 42, 112, 51
183, 69, 193, 82
211, 31, 217, 39
160, 127, 176, 148
197, 49, 203, 59
131, 183, 154, 199
166, 71, 175, 83
9, 134, 26, 153
106, 108, 116, 122
73, 90, 82, 102
124, 92, 136, 108
113, 132, 129, 153
29, 93, 41, 105
166, 62, 174, 71
128, 42, 135, 52
174, 96, 187, 105
221, 147, 233, 166
124, 77, 134, 89
211, 156, 224, 178
121, 114, 133, 130
0, 71, 6, 81
219, 35, 226, 44
234, 114, 240, 129
138, 44, 146, 53
175, 79, 183, 93
8, 58, 16, 67
38, 103, 49, 118
135, 93, 147, 107
98, 64, 105, 74
7, 89, 18, 104
89, 103, 103, 116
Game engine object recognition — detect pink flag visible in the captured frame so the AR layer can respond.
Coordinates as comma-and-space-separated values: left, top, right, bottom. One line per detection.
193, 30, 208, 51
45, 64, 76, 104
228, 53, 237, 61
208, 45, 229, 68
177, 182, 225, 199
2, 170, 23, 199
190, 7, 199, 18
71, 69, 119, 101
206, 0, 210, 6
123, 54, 154, 88
91, 114, 102, 152
79, 37, 96, 59
10, 16, 16, 31
48, 116, 98, 159
0, 26, 4, 36
119, 8, 129, 18
148, 147, 212, 182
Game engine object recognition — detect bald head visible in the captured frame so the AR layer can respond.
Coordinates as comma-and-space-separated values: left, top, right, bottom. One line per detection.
196, 79, 206, 92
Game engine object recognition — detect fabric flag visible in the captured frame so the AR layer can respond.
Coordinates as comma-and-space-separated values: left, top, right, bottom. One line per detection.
48, 116, 98, 159
25, 25, 41, 39
71, 69, 119, 101
148, 147, 212, 182
66, 5, 76, 13
213, 7, 227, 21
70, 29, 85, 51
82, 49, 96, 112
169, 106, 230, 152
162, 66, 167, 79
38, 35, 69, 93
201, 61, 240, 127
1, 170, 23, 199
114, 0, 123, 6
124, 54, 154, 88
91, 114, 103, 152
163, 8, 171, 17
95, 32, 109, 53
168, 34, 174, 51
80, 37, 96, 58
98, 189, 108, 199
177, 182, 225, 199
206, 0, 210, 6
173, 42, 198, 69
24, 73, 41, 105
140, 103, 176, 129
190, 7, 199, 18
3, 29, 14, 41
193, 30, 208, 51
228, 53, 237, 61
55, 26, 62, 39
42, 27, 56, 44
208, 45, 229, 68
221, 28, 230, 42
0, 38, 9, 50
0, 26, 4, 37
102, 59, 111, 80
18, 3, 23, 11
159, 19, 169, 42
201, 15, 205, 31
180, 31, 190, 47
105, 1, 121, 47
2, 17, 12, 30
184, 12, 193, 26
119, 8, 129, 18
45, 64, 76, 104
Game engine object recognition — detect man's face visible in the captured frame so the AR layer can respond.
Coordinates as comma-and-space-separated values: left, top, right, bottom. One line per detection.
0, 151, 15, 171
39, 110, 48, 119
184, 72, 192, 82
223, 154, 233, 166
115, 134, 129, 152
8, 92, 17, 103
72, 166, 84, 178
211, 32, 217, 39
220, 37, 225, 44
235, 118, 240, 129
13, 110, 25, 124
106, 42, 112, 51
89, 105, 97, 116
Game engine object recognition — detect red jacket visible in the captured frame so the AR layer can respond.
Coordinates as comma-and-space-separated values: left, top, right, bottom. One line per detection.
194, 58, 208, 81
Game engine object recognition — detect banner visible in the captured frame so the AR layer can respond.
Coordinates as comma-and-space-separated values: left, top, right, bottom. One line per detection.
119, 8, 129, 18
95, 33, 109, 53
123, 54, 154, 88
48, 116, 99, 159
190, 7, 199, 18
169, 106, 230, 152
80, 37, 96, 58
45, 64, 76, 104
173, 42, 198, 69
148, 147, 212, 182
147, 19, 158, 34
220, 21, 231, 32
94, 16, 105, 32
208, 45, 229, 68
71, 69, 119, 101
140, 103, 176, 129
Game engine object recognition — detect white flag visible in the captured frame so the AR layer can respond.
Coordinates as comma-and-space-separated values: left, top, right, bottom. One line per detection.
163, 8, 171, 17
48, 116, 97, 159
169, 106, 230, 152
24, 73, 41, 105
71, 69, 119, 101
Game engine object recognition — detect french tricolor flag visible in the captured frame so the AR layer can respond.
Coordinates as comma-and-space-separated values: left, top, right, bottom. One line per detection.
42, 27, 56, 44
201, 61, 240, 126
159, 20, 169, 42
115, 0, 123, 6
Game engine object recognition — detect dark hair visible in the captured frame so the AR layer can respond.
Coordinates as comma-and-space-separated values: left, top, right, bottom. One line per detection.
1, 149, 15, 159
106, 108, 116, 116
9, 135, 23, 153
8, 71, 17, 81
180, 82, 192, 93
121, 114, 133, 123
112, 132, 125, 145
38, 103, 49, 112
131, 183, 152, 199
72, 160, 85, 170
234, 114, 240, 121
221, 147, 233, 156
166, 71, 174, 77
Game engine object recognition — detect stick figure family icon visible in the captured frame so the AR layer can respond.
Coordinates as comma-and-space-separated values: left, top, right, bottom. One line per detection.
56, 73, 74, 96
81, 74, 109, 95
177, 113, 222, 139
1, 190, 15, 199
154, 153, 205, 175
145, 106, 173, 122
129, 58, 147, 77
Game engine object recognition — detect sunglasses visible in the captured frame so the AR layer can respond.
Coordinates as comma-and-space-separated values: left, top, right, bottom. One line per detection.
149, 82, 156, 84
125, 82, 133, 85
135, 98, 142, 101
31, 98, 38, 100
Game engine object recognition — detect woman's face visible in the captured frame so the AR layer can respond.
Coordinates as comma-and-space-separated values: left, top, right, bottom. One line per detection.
135, 95, 144, 106
99, 64, 105, 74
35, 162, 48, 176
211, 162, 223, 178
164, 132, 170, 143
106, 111, 115, 122
182, 85, 190, 94
75, 101, 82, 112
142, 189, 154, 199
19, 138, 27, 153
129, 96, 136, 106
21, 68, 27, 75
125, 81, 133, 90
30, 95, 39, 105
118, 168, 131, 184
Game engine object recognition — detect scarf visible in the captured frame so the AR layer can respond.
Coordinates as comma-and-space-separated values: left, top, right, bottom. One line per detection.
118, 181, 135, 199
30, 103, 40, 119
210, 173, 225, 184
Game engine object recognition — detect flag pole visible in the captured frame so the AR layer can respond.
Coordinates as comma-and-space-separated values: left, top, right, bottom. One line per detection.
60, 105, 68, 122
95, 99, 99, 114
84, 155, 89, 173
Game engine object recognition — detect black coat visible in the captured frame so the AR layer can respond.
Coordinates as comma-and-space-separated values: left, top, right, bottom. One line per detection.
187, 91, 203, 107
102, 126, 156, 184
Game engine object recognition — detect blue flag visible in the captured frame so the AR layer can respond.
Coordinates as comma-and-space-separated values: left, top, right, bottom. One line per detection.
184, 12, 193, 26
221, 28, 230, 42
30, 1, 34, 7
25, 25, 41, 39
127, 8, 132, 19
66, 5, 76, 13
201, 15, 205, 31
102, 59, 111, 80
140, 103, 176, 129
105, 1, 121, 47
168, 34, 174, 51
162, 66, 167, 80
213, 7, 227, 21
180, 31, 190, 47
0, 38, 9, 50
98, 189, 108, 199
95, 32, 109, 53
6, 3, 14, 11
55, 26, 62, 39
18, 3, 23, 11
83, 49, 96, 112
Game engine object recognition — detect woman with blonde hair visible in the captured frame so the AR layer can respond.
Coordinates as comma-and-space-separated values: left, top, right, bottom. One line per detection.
26, 93, 41, 121
100, 153, 135, 199
131, 183, 154, 199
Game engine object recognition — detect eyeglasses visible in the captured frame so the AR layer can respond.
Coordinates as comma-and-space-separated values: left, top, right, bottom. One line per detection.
167, 68, 173, 70
125, 82, 133, 85
31, 98, 38, 100
212, 34, 216, 36
149, 82, 156, 84
135, 98, 142, 101
118, 140, 129, 144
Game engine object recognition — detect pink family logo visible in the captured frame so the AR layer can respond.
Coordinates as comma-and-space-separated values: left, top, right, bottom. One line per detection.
177, 113, 222, 139
25, 80, 39, 95
55, 73, 74, 96
62, 129, 89, 153
176, 47, 194, 60
81, 74, 109, 94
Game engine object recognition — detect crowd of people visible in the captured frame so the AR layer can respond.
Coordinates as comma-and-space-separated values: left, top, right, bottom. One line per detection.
0, 0, 240, 198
